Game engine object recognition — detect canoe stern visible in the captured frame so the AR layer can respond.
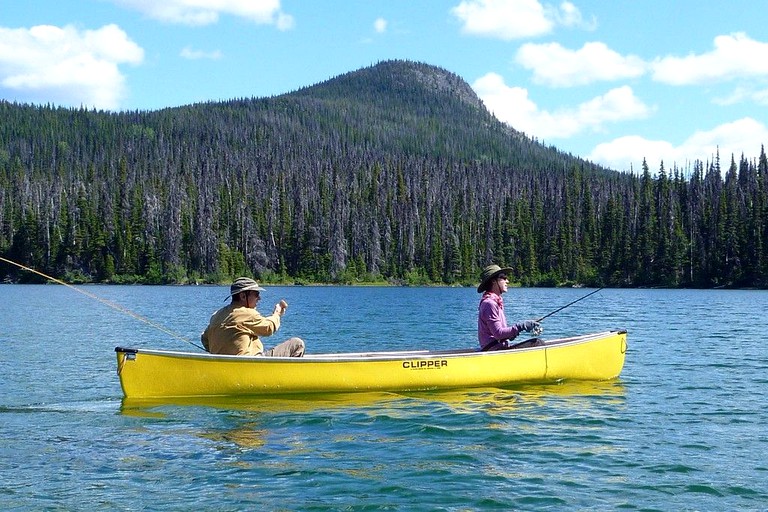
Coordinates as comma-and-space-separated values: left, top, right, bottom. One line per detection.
544, 330, 627, 381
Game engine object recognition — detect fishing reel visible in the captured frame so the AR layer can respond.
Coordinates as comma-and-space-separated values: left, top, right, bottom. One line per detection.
531, 324, 543, 336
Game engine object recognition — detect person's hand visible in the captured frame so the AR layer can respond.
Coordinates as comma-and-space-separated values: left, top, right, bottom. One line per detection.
274, 300, 288, 316
517, 320, 542, 335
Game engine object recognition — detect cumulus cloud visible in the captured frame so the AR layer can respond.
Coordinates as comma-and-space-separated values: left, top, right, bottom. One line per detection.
550, 1, 595, 29
473, 72, 650, 139
112, 0, 294, 29
516, 41, 646, 87
589, 118, 768, 172
374, 18, 387, 34
452, 0, 595, 38
652, 32, 768, 85
0, 24, 143, 110
451, 0, 577, 40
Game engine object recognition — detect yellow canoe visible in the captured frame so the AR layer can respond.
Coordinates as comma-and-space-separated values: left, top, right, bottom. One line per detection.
115, 330, 627, 399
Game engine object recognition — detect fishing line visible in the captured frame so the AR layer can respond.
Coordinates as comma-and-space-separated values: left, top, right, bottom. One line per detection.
0, 256, 203, 350
536, 287, 604, 323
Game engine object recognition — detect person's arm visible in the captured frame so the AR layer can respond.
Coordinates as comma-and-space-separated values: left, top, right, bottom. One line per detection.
241, 308, 282, 337
200, 327, 210, 351
200, 313, 214, 352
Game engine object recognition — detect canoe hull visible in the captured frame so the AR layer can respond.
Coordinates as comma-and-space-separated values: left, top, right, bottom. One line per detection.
115, 330, 627, 399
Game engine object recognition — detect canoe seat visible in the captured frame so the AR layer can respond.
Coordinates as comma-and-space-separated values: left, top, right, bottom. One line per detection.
508, 338, 544, 349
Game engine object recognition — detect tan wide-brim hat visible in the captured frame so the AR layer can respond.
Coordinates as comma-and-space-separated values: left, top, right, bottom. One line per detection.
227, 277, 265, 300
477, 264, 513, 293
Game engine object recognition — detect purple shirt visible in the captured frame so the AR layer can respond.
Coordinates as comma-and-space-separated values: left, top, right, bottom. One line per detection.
478, 293, 522, 350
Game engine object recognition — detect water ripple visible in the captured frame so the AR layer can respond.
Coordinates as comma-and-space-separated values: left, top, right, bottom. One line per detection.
2, 286, 768, 510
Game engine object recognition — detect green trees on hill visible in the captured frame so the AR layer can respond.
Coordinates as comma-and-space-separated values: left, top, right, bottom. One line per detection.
1, 60, 767, 288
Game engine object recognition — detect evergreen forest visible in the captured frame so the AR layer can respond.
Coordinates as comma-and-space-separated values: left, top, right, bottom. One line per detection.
1, 60, 767, 288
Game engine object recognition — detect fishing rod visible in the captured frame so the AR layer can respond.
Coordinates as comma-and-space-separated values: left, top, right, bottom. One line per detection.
0, 256, 204, 350
536, 287, 604, 323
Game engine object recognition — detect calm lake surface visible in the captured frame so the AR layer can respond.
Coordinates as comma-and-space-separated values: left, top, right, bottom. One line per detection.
1, 284, 767, 510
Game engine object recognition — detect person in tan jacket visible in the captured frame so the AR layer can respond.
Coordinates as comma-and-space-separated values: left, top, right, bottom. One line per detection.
201, 277, 305, 357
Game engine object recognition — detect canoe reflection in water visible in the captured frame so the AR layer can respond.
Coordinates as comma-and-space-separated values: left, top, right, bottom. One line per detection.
119, 381, 627, 451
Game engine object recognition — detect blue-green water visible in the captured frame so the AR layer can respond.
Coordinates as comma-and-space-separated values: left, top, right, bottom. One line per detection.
1, 285, 767, 510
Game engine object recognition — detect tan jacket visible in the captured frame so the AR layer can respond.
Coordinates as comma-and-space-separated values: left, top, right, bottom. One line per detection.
201, 303, 281, 356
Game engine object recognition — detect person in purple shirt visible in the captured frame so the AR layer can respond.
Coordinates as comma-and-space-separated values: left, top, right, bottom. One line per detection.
477, 264, 542, 351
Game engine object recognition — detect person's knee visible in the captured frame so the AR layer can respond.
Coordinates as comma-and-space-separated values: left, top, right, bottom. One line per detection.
290, 337, 305, 357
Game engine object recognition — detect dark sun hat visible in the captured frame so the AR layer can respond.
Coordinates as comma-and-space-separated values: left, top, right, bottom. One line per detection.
477, 264, 513, 293
227, 277, 265, 300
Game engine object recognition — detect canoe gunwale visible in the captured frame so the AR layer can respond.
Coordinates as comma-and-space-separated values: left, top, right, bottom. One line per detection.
115, 329, 627, 364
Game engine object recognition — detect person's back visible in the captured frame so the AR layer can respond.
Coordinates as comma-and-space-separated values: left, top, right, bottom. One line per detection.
203, 302, 280, 355
201, 277, 304, 357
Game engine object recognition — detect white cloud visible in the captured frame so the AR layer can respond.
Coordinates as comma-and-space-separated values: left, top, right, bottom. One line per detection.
451, 0, 554, 40
473, 72, 650, 139
374, 18, 387, 34
0, 24, 143, 110
473, 72, 541, 128
652, 32, 768, 85
516, 41, 646, 87
589, 118, 768, 172
712, 86, 768, 107
275, 12, 294, 31
754, 88, 768, 106
112, 0, 294, 29
180, 47, 223, 60
550, 1, 594, 29
575, 86, 651, 124
589, 136, 674, 173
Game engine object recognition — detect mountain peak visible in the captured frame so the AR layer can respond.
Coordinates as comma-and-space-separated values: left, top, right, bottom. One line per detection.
288, 59, 488, 115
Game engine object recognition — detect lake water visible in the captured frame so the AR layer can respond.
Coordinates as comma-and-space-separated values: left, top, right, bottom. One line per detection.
1, 284, 767, 510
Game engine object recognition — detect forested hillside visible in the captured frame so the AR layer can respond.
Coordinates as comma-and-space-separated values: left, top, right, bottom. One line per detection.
1, 60, 767, 287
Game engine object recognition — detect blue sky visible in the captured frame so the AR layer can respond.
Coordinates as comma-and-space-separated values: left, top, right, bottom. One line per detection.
2, 0, 767, 173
